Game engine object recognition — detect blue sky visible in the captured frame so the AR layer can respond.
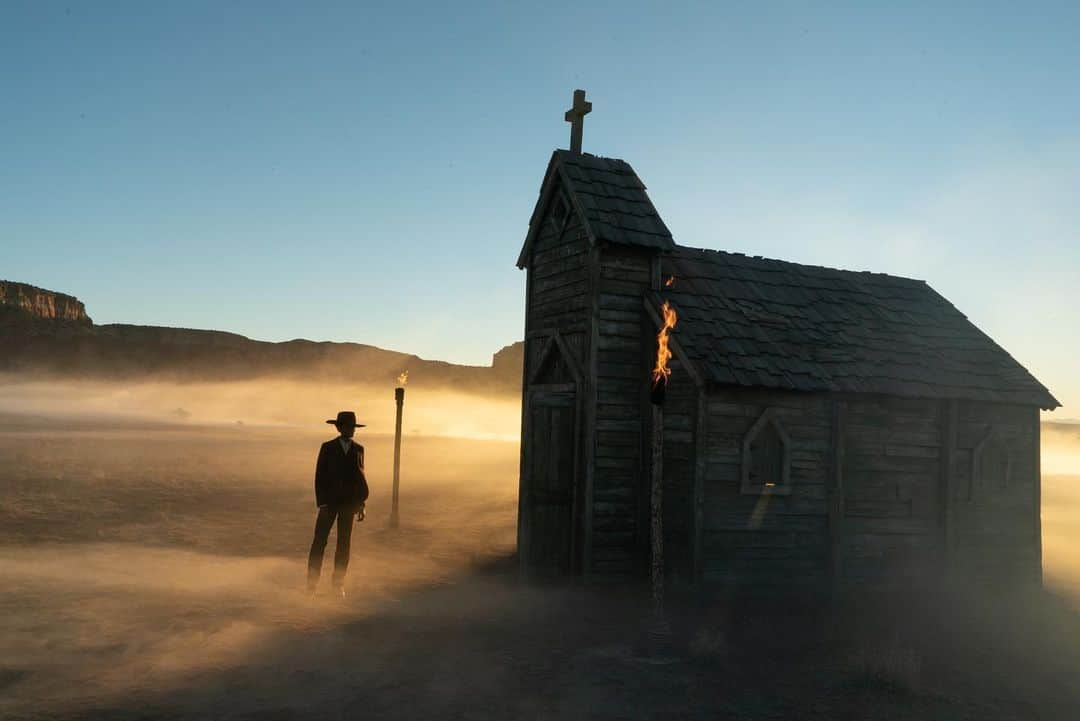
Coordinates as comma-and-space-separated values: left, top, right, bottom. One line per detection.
3, 2, 1079, 412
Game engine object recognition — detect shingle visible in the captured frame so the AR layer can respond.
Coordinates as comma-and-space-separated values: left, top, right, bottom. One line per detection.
552, 151, 674, 253
522, 150, 1057, 408
657, 246, 1059, 408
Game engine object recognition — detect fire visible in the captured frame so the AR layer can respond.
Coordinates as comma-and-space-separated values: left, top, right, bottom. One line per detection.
397, 370, 409, 387
651, 300, 677, 388
664, 275, 676, 287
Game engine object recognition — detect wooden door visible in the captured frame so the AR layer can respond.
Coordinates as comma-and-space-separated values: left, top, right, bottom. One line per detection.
525, 387, 577, 577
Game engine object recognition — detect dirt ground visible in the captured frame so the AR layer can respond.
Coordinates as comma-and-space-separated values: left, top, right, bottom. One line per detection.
1, 415, 1079, 720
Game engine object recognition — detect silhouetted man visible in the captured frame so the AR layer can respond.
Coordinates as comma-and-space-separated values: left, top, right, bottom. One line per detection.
308, 410, 369, 597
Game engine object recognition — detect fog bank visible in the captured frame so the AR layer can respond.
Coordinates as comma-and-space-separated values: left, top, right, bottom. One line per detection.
0, 375, 521, 440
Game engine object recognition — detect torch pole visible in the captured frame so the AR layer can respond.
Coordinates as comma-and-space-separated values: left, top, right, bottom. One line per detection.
391, 386, 404, 529
646, 297, 676, 652
650, 399, 666, 622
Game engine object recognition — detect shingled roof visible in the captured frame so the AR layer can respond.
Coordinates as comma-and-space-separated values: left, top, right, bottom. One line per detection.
517, 150, 674, 267
658, 246, 1060, 409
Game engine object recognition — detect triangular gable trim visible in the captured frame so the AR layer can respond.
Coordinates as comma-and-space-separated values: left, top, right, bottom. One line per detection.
517, 152, 597, 269
527, 330, 584, 386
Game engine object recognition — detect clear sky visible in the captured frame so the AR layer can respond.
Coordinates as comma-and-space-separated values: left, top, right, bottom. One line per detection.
3, 2, 1078, 414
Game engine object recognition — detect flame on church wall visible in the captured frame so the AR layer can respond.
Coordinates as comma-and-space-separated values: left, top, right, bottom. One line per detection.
664, 275, 676, 288
651, 300, 677, 389
397, 370, 409, 387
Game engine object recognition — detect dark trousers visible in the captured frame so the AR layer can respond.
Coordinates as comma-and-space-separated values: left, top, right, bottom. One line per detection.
307, 505, 354, 590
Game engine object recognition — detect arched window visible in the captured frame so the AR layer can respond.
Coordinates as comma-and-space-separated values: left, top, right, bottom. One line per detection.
741, 409, 792, 495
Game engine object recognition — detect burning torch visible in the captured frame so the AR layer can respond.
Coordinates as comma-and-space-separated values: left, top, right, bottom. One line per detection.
390, 370, 407, 529
650, 297, 677, 625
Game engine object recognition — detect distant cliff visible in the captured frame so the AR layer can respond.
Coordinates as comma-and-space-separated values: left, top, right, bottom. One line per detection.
0, 281, 524, 395
491, 341, 524, 381
0, 280, 92, 326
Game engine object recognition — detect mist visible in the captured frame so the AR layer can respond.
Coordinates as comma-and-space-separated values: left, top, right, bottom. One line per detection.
0, 374, 522, 440
1042, 422, 1080, 601
2, 381, 1079, 719
0, 377, 524, 718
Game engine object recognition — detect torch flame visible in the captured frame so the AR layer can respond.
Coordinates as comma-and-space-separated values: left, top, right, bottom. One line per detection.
664, 275, 676, 288
651, 300, 677, 388
397, 370, 409, 387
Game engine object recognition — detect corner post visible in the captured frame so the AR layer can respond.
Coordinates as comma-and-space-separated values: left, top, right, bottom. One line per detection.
941, 399, 958, 566
1034, 406, 1043, 587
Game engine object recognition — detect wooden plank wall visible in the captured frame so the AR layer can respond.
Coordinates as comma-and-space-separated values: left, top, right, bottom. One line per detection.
591, 245, 653, 581
700, 388, 831, 590
526, 194, 591, 366
661, 356, 698, 588
521, 183, 592, 574
950, 400, 1041, 584
523, 193, 1043, 591
840, 396, 943, 586
699, 389, 1042, 592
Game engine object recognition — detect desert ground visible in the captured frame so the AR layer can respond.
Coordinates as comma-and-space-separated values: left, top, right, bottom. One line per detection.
1, 382, 1079, 720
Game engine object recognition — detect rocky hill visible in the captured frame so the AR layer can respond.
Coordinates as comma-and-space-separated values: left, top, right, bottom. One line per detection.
1, 280, 92, 327
0, 281, 523, 395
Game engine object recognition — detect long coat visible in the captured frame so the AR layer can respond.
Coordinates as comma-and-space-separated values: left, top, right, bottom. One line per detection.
314, 438, 370, 509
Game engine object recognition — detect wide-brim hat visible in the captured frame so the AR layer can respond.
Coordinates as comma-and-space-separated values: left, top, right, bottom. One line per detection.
326, 410, 365, 428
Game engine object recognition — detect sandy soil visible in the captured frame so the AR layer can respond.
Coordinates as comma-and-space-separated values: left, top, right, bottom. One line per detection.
1, 416, 1079, 720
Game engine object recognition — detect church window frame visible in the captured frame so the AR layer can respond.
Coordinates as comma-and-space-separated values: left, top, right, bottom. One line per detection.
971, 426, 1012, 499
548, 192, 570, 235
741, 408, 793, 496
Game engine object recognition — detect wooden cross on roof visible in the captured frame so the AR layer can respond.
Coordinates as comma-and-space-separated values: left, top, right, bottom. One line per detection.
564, 89, 592, 154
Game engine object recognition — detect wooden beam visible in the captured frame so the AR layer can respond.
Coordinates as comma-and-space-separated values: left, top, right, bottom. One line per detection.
636, 297, 651, 578
650, 402, 665, 615
552, 332, 585, 383
517, 268, 533, 578
941, 399, 958, 564
557, 166, 597, 251
827, 399, 847, 593
566, 389, 580, 577
1034, 406, 1043, 587
693, 389, 707, 586
582, 245, 600, 581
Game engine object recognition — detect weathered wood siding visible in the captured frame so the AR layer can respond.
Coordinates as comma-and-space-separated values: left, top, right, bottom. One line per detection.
698, 389, 1043, 592
519, 182, 592, 576
840, 396, 943, 586
526, 187, 591, 365
950, 400, 1040, 583
700, 388, 831, 589
660, 356, 698, 588
590, 246, 653, 581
